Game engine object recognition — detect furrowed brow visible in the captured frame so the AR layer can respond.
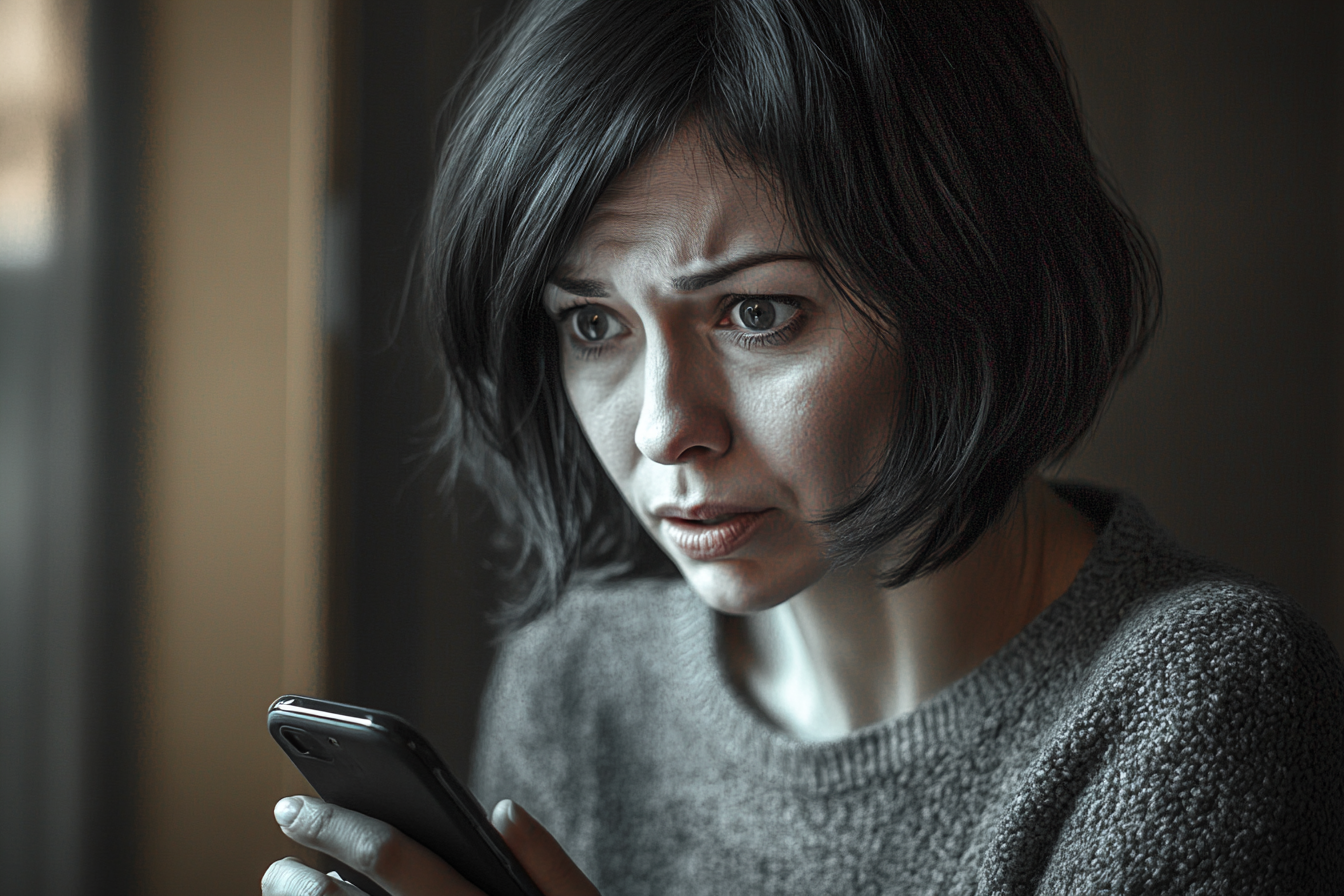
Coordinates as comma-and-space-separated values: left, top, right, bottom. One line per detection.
669, 251, 813, 292
548, 276, 610, 298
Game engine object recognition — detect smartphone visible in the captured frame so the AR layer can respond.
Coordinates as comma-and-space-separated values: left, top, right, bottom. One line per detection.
268, 695, 542, 896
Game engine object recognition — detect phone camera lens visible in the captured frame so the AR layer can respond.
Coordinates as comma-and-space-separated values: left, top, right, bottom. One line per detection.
281, 727, 313, 755
278, 725, 333, 761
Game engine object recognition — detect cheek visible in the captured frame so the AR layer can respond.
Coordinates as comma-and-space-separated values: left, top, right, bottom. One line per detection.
734, 339, 899, 506
562, 359, 642, 479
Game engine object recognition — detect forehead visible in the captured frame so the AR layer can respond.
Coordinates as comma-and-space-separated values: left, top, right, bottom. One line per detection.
561, 129, 802, 273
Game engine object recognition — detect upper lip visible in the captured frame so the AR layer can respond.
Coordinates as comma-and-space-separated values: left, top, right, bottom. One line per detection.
650, 503, 767, 521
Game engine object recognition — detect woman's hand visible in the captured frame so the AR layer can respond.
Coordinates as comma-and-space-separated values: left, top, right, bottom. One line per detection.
260, 795, 599, 896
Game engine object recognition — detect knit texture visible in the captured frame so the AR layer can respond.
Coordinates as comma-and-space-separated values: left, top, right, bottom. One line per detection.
472, 488, 1344, 894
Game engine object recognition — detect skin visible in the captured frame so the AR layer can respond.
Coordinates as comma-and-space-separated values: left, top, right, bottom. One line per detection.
261, 795, 597, 896
263, 125, 1097, 893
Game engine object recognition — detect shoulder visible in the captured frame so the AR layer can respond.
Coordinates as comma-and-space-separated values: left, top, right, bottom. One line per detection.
1051, 484, 1341, 702
1085, 523, 1342, 729
1006, 489, 1344, 889
1075, 584, 1341, 887
1091, 571, 1344, 791
1073, 491, 1344, 797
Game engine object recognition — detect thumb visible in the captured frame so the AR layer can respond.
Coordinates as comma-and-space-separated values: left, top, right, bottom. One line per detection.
492, 800, 599, 896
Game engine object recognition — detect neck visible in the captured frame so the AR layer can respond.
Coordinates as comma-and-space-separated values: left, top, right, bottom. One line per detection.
722, 476, 1096, 741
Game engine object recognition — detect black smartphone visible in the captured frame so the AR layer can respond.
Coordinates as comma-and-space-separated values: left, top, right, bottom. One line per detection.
268, 695, 542, 896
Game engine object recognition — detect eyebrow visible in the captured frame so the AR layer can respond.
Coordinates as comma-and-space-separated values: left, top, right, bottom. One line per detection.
547, 250, 813, 299
670, 251, 813, 292
549, 275, 609, 298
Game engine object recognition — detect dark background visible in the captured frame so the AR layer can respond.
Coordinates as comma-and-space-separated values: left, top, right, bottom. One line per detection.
318, 0, 512, 784
1047, 0, 1343, 647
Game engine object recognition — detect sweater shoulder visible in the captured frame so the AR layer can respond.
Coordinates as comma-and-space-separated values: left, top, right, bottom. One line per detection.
1093, 555, 1342, 702
1068, 523, 1344, 753
1050, 486, 1341, 699
986, 550, 1344, 890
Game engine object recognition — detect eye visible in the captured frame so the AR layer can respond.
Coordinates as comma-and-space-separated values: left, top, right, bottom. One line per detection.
563, 304, 627, 347
729, 297, 798, 332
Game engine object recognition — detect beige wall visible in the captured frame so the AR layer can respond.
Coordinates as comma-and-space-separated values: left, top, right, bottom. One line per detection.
139, 2, 325, 892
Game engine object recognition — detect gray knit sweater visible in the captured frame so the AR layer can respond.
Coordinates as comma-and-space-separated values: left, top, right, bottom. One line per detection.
472, 488, 1344, 894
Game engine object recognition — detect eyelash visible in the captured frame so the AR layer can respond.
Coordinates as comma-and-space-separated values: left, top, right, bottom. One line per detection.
574, 341, 610, 360
554, 295, 807, 358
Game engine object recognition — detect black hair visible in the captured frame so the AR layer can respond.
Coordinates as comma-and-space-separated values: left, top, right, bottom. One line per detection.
421, 0, 1161, 628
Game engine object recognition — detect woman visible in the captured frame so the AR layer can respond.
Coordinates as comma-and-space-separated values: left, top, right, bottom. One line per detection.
263, 0, 1344, 893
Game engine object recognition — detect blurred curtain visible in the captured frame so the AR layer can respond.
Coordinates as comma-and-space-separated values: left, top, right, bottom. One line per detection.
0, 0, 143, 892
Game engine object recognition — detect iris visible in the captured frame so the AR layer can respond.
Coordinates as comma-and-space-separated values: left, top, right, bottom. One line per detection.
575, 308, 610, 341
739, 298, 775, 330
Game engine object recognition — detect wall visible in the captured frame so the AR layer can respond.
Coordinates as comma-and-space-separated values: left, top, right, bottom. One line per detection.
1042, 0, 1344, 650
138, 1, 326, 891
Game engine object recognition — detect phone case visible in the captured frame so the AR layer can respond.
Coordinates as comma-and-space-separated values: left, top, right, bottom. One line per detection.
268, 695, 543, 896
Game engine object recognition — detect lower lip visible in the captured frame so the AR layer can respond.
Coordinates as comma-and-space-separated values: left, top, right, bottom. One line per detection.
660, 511, 772, 561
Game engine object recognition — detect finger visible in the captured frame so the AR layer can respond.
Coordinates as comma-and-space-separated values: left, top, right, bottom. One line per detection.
492, 800, 600, 896
261, 856, 365, 895
274, 796, 484, 896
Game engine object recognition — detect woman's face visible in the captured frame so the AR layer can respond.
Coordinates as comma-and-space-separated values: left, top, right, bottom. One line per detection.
545, 129, 901, 615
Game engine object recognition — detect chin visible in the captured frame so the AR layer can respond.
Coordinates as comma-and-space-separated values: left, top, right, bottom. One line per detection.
678, 557, 820, 616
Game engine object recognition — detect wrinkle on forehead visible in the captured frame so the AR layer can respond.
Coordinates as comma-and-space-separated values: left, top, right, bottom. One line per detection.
563, 127, 800, 280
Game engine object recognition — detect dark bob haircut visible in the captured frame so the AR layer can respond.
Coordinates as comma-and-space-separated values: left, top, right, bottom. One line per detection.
421, 0, 1161, 627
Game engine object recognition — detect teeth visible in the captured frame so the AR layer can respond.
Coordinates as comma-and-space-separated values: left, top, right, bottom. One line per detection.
699, 514, 734, 525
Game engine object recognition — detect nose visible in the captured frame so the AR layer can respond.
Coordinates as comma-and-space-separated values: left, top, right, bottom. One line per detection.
633, 333, 730, 464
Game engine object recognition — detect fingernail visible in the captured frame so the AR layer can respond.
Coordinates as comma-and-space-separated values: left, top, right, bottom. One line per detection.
274, 797, 302, 826
492, 798, 518, 831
